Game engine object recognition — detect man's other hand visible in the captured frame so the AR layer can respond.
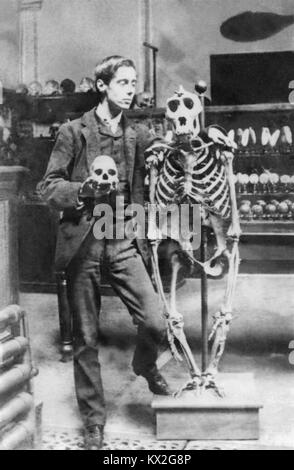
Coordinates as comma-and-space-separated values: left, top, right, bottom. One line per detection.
79, 177, 112, 199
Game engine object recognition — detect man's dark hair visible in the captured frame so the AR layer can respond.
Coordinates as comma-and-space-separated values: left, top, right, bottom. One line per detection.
94, 55, 136, 96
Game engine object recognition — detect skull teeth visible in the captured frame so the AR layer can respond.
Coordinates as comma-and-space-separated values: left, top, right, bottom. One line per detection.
89, 155, 118, 193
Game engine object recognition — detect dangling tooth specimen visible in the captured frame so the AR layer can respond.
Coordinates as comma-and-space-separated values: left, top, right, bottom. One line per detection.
261, 127, 270, 146
248, 127, 257, 145
269, 129, 280, 147
241, 128, 249, 147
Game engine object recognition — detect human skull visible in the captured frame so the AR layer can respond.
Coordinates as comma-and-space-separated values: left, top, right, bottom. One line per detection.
79, 77, 95, 93
28, 81, 42, 96
43, 80, 60, 96
89, 155, 119, 192
60, 78, 76, 94
16, 83, 29, 95
166, 85, 202, 138
136, 90, 154, 108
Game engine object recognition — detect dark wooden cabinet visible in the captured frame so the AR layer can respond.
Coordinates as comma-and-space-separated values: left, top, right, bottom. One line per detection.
18, 201, 59, 292
206, 103, 294, 273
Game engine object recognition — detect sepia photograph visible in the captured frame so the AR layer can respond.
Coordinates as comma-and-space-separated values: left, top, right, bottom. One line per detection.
0, 0, 294, 452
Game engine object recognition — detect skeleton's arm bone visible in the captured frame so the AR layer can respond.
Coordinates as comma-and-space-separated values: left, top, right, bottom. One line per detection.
149, 166, 159, 204
221, 151, 241, 239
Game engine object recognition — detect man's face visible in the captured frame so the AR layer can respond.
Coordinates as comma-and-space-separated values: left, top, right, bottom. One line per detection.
100, 66, 137, 111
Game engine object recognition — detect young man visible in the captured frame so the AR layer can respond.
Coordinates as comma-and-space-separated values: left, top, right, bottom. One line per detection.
38, 56, 171, 450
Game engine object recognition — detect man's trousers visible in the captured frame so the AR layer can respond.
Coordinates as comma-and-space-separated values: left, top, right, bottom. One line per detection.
66, 232, 165, 428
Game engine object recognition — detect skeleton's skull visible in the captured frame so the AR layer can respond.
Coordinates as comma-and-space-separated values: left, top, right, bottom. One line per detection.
89, 155, 119, 192
43, 80, 60, 96
166, 85, 202, 138
28, 81, 42, 96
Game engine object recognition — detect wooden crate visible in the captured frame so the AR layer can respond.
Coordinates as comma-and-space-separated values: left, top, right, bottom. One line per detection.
152, 373, 262, 440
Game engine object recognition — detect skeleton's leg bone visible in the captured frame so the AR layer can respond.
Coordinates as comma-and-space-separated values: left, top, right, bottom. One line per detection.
170, 253, 181, 316
149, 239, 180, 364
221, 240, 240, 316
147, 203, 163, 241
202, 151, 241, 385
211, 150, 241, 341
150, 240, 185, 363
150, 242, 201, 382
204, 238, 240, 380
168, 253, 202, 380
150, 240, 169, 313
150, 240, 176, 369
165, 250, 184, 363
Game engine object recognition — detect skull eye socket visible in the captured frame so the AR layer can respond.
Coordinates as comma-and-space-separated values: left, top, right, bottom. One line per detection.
168, 99, 180, 113
95, 169, 103, 176
108, 169, 116, 176
183, 98, 194, 110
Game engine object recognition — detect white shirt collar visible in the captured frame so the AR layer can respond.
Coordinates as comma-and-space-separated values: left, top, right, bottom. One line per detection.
96, 104, 122, 134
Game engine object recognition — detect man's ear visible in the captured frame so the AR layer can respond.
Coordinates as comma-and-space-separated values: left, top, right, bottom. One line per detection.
96, 79, 107, 93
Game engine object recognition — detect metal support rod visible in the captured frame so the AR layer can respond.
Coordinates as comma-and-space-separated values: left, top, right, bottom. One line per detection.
201, 226, 208, 372
143, 42, 158, 107
153, 49, 157, 107
195, 80, 209, 372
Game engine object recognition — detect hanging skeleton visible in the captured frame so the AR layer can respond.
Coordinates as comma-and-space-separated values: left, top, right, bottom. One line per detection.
145, 85, 241, 396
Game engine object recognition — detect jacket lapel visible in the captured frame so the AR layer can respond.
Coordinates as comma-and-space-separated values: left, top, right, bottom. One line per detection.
81, 110, 101, 170
81, 109, 137, 185
122, 115, 137, 187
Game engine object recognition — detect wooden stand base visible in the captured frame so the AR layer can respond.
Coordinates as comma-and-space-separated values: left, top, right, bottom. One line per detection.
152, 373, 262, 440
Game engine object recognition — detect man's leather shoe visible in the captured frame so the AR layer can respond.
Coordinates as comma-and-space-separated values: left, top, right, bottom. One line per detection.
142, 368, 172, 396
84, 424, 104, 450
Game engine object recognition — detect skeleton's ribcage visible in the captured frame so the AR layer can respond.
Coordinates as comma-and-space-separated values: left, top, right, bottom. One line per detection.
155, 149, 231, 219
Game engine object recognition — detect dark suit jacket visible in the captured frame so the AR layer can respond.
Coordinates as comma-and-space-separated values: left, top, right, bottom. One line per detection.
38, 108, 153, 271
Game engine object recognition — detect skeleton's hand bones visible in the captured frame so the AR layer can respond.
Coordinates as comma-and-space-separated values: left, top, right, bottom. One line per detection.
145, 142, 173, 169
220, 150, 235, 165
207, 125, 237, 151
227, 222, 242, 240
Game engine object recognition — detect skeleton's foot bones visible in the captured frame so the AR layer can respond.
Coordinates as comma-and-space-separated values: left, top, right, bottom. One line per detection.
173, 373, 225, 398
200, 373, 225, 398
173, 375, 203, 398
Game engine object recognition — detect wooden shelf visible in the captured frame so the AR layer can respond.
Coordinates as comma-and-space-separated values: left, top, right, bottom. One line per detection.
237, 192, 294, 198
235, 149, 294, 158
241, 220, 294, 235
207, 102, 294, 113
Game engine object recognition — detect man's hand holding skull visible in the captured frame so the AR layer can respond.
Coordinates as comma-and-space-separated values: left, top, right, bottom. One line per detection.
79, 177, 112, 199
78, 155, 119, 205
